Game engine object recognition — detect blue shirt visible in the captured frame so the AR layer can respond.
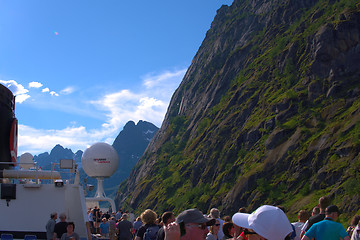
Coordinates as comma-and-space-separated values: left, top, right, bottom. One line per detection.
305, 218, 348, 240
100, 222, 109, 234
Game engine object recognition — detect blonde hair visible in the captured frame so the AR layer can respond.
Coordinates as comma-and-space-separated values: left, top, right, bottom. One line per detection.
140, 209, 157, 224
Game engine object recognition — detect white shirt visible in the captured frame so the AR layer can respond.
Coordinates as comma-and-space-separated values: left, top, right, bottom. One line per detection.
292, 221, 305, 240
217, 218, 225, 239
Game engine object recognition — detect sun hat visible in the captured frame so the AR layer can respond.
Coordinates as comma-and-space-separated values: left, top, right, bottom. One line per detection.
176, 209, 216, 226
232, 205, 293, 240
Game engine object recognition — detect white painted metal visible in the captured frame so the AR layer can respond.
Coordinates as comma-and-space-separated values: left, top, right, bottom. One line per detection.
0, 182, 90, 239
2, 169, 61, 180
81, 142, 118, 178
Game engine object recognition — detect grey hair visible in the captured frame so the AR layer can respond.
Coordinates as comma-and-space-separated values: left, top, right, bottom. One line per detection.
59, 213, 67, 220
210, 208, 220, 219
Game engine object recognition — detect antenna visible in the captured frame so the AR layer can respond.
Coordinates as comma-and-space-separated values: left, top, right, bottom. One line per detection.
19, 153, 34, 170
82, 142, 119, 211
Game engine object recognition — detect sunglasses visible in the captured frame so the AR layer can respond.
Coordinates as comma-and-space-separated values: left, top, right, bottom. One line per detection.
243, 230, 257, 235
214, 224, 221, 226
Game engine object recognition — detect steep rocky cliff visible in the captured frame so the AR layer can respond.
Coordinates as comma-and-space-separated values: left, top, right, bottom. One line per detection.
116, 0, 360, 220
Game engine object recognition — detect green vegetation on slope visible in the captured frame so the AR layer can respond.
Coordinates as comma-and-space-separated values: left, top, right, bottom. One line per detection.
118, 0, 360, 224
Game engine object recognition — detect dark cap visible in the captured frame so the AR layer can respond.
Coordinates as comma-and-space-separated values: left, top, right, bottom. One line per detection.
325, 205, 340, 214
176, 209, 216, 226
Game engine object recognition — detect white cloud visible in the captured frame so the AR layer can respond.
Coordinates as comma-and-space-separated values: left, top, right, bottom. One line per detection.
16, 68, 186, 155
50, 91, 59, 96
0, 80, 30, 103
18, 124, 93, 154
60, 86, 75, 95
42, 88, 50, 92
142, 69, 187, 89
16, 94, 31, 103
95, 69, 185, 130
29, 81, 43, 88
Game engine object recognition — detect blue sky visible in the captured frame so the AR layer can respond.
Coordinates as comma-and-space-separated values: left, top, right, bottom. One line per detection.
0, 0, 233, 156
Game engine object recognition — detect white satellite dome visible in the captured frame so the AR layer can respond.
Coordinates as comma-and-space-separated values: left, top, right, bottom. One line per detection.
81, 142, 119, 178
19, 152, 34, 169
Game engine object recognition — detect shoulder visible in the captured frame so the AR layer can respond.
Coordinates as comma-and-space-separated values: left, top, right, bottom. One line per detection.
206, 233, 216, 240
292, 222, 304, 227
313, 214, 325, 221
137, 225, 147, 236
74, 233, 80, 240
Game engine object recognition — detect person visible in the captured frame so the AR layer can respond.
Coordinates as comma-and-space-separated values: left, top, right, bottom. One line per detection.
232, 205, 293, 240
99, 217, 110, 237
292, 210, 310, 240
157, 211, 175, 240
351, 222, 360, 240
302, 196, 330, 234
88, 209, 95, 233
108, 217, 117, 240
94, 206, 101, 233
301, 205, 349, 240
206, 219, 221, 240
347, 215, 360, 238
221, 222, 235, 240
210, 208, 225, 239
223, 216, 231, 222
60, 222, 80, 240
300, 206, 319, 239
134, 217, 143, 236
46, 212, 57, 240
54, 213, 68, 239
116, 210, 123, 221
117, 213, 134, 240
164, 208, 216, 240
104, 211, 111, 219
238, 208, 247, 213
234, 208, 247, 238
135, 209, 160, 240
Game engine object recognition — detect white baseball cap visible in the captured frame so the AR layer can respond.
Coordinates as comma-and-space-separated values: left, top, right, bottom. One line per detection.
232, 205, 293, 240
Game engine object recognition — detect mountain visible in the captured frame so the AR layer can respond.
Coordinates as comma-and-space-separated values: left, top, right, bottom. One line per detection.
33, 144, 79, 170
31, 120, 158, 198
82, 120, 159, 197
115, 0, 360, 222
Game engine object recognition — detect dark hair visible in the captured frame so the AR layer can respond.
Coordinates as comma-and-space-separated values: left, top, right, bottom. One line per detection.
319, 196, 330, 209
298, 210, 310, 222
222, 222, 234, 237
162, 212, 174, 225
238, 207, 247, 213
312, 206, 320, 215
67, 222, 75, 230
351, 215, 360, 226
277, 205, 285, 212
223, 216, 231, 222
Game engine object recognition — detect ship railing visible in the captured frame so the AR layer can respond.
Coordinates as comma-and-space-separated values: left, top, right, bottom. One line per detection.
0, 159, 79, 185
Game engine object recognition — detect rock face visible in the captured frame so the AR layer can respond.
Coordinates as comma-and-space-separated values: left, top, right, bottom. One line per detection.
116, 0, 360, 218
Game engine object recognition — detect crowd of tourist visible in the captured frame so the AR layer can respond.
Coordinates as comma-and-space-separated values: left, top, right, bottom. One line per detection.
46, 195, 360, 240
